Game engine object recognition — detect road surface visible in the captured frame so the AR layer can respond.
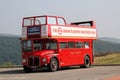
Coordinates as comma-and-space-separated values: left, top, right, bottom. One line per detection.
0, 66, 120, 80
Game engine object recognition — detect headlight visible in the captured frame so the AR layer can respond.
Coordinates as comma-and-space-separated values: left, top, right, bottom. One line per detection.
42, 58, 47, 62
22, 59, 26, 63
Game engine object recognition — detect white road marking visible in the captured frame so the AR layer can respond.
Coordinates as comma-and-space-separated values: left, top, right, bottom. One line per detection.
0, 77, 26, 80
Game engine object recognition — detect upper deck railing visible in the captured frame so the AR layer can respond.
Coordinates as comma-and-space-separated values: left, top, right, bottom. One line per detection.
22, 15, 66, 27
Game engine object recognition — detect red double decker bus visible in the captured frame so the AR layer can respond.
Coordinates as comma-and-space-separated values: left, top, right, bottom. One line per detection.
21, 15, 97, 72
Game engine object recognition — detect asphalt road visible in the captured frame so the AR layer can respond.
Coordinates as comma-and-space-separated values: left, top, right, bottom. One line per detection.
0, 66, 120, 80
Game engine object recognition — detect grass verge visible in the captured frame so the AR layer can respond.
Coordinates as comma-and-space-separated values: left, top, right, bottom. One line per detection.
94, 53, 120, 65
0, 62, 15, 68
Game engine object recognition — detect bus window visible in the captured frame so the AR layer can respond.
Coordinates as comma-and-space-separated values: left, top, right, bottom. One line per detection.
48, 17, 57, 25
24, 18, 34, 26
22, 40, 32, 52
60, 42, 67, 49
35, 17, 46, 25
34, 40, 43, 50
68, 42, 74, 48
57, 18, 65, 25
46, 41, 57, 50
84, 42, 90, 49
75, 42, 82, 48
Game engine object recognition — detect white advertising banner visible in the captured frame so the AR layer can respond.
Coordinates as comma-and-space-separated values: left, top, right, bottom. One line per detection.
51, 26, 97, 39
22, 25, 97, 39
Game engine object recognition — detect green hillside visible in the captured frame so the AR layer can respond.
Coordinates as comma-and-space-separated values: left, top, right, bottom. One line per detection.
94, 40, 120, 53
0, 36, 22, 65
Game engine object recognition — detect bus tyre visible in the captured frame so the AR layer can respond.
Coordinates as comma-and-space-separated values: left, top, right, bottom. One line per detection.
81, 56, 91, 68
23, 66, 32, 73
48, 58, 58, 72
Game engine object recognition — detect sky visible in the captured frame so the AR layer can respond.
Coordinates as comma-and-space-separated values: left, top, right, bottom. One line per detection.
0, 0, 120, 38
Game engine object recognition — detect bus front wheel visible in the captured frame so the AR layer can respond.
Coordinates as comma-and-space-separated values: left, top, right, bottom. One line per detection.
48, 58, 58, 72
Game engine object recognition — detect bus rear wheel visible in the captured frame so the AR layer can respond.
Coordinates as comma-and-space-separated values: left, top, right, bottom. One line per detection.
81, 56, 91, 68
48, 58, 58, 72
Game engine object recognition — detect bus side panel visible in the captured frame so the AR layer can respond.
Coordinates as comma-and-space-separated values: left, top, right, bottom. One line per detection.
58, 49, 71, 66
58, 48, 83, 67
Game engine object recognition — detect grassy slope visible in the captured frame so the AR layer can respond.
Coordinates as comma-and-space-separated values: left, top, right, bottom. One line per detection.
94, 53, 120, 64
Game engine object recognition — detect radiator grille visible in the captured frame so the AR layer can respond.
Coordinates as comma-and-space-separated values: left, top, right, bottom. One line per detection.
28, 57, 40, 67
